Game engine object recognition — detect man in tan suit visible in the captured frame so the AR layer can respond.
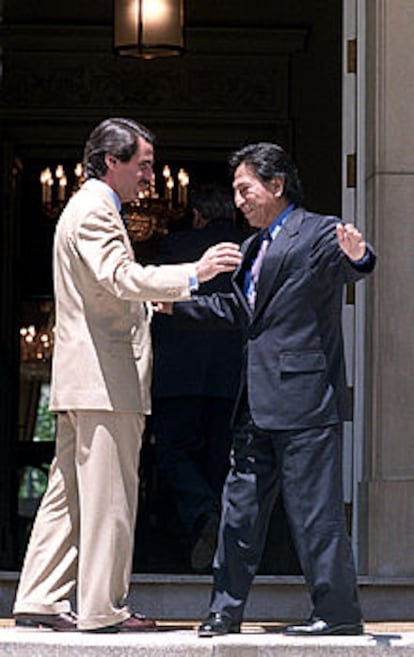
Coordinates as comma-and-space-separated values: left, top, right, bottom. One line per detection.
13, 118, 241, 633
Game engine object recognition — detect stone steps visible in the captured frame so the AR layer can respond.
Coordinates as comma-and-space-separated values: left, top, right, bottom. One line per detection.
2, 573, 414, 622
1, 623, 414, 657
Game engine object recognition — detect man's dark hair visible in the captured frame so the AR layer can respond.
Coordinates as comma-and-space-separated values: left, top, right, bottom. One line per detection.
229, 142, 303, 206
83, 117, 155, 180
190, 184, 235, 223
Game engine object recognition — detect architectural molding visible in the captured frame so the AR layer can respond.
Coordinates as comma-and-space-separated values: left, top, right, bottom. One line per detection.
0, 24, 308, 55
0, 25, 303, 152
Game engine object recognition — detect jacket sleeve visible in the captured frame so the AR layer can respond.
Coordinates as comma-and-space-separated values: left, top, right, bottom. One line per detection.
173, 292, 243, 331
311, 217, 376, 284
71, 204, 194, 302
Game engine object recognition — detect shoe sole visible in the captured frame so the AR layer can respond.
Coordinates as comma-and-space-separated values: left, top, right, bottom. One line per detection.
198, 626, 240, 637
15, 619, 77, 632
286, 624, 363, 636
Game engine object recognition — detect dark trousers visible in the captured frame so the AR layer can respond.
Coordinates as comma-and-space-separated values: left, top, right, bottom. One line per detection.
210, 410, 362, 625
154, 396, 234, 535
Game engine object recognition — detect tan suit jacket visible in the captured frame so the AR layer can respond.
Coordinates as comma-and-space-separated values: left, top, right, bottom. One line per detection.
49, 178, 193, 413
15, 179, 195, 628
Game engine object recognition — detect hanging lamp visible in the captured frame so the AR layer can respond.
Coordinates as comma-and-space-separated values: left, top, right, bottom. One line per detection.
114, 0, 185, 59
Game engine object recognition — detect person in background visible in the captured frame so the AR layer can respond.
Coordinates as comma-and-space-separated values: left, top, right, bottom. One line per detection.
12, 118, 241, 633
158, 142, 376, 637
152, 184, 244, 572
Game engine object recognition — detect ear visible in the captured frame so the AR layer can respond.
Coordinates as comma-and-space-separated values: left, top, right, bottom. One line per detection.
272, 176, 285, 198
104, 153, 117, 170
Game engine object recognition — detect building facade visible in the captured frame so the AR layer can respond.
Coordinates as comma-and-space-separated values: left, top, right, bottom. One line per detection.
0, 0, 413, 597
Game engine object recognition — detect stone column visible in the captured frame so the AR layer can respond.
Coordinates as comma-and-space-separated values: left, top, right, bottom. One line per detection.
360, 0, 414, 576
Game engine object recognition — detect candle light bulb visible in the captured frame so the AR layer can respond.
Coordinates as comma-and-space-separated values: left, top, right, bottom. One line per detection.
58, 175, 67, 201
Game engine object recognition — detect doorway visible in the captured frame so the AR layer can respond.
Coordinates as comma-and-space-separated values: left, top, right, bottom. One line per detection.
0, 0, 351, 574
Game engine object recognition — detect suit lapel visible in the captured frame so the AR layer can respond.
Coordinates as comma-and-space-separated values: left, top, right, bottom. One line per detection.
253, 208, 305, 318
232, 208, 306, 319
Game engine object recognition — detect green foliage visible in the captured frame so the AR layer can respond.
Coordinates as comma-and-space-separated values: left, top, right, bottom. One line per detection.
33, 383, 55, 443
19, 384, 54, 500
18, 466, 48, 500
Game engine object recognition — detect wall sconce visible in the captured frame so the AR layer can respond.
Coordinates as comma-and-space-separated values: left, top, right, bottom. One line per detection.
114, 0, 185, 59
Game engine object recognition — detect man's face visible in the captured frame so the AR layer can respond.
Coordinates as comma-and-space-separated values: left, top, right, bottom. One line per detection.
233, 162, 284, 229
106, 136, 154, 202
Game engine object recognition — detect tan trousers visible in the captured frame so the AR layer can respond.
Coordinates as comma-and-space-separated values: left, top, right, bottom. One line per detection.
14, 410, 145, 631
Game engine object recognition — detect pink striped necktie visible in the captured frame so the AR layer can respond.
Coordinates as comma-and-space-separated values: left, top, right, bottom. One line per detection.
248, 229, 271, 309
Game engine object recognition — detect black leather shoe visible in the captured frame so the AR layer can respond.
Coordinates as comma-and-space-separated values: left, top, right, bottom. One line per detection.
284, 619, 363, 636
198, 612, 240, 637
15, 612, 78, 632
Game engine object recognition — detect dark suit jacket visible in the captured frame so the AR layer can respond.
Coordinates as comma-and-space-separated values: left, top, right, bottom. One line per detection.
173, 208, 376, 430
152, 220, 243, 399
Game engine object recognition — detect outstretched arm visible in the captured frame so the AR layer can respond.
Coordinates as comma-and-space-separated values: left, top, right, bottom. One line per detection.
153, 242, 242, 314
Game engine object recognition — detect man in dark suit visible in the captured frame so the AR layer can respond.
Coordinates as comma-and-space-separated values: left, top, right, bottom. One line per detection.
162, 142, 376, 636
152, 185, 243, 571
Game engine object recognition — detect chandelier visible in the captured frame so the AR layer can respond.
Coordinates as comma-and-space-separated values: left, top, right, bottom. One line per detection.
114, 0, 185, 59
123, 165, 190, 242
20, 325, 54, 364
19, 298, 55, 380
40, 163, 84, 220
39, 162, 190, 242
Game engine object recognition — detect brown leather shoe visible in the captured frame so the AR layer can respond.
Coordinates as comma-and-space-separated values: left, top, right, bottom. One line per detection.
15, 612, 78, 632
84, 613, 157, 633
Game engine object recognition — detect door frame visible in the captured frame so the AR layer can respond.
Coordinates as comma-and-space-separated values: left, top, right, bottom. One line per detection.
342, 0, 367, 568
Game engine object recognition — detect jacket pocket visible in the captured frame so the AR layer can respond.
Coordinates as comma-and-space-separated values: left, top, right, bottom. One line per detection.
280, 350, 327, 373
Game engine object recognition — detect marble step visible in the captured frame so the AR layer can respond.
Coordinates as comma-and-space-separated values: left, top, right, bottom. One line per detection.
1, 573, 414, 621
1, 622, 414, 657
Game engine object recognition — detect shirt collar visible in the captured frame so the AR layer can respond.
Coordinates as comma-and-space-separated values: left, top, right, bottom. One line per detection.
86, 178, 122, 213
267, 203, 296, 239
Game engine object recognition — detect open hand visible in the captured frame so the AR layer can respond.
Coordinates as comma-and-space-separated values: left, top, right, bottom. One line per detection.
195, 242, 242, 283
336, 223, 366, 262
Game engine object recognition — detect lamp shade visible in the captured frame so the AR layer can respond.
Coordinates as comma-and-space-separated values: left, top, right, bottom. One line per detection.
114, 0, 185, 59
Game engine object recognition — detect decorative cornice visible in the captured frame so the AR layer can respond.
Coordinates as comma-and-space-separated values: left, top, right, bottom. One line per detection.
0, 52, 289, 114
0, 24, 308, 55
186, 26, 308, 55
0, 23, 301, 151
0, 25, 113, 52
